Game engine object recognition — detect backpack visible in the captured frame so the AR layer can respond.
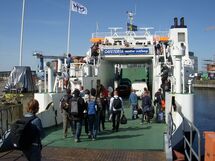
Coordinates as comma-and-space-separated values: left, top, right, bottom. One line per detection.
70, 97, 79, 116
113, 97, 122, 109
87, 100, 96, 115
9, 116, 39, 150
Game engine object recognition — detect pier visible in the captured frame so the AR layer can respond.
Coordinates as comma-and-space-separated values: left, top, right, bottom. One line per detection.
193, 80, 215, 88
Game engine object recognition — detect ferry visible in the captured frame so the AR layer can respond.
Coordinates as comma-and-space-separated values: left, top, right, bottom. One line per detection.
0, 13, 205, 161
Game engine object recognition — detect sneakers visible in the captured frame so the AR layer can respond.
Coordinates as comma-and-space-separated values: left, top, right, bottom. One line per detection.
140, 122, 143, 125
88, 134, 92, 139
74, 139, 80, 143
63, 134, 67, 139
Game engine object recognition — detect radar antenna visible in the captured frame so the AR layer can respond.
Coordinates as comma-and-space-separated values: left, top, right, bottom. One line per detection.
139, 27, 154, 36
108, 27, 123, 36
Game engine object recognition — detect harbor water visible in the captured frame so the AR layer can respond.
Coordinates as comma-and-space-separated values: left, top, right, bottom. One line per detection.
193, 88, 215, 155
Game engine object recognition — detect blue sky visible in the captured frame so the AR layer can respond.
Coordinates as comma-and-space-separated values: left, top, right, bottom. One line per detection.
0, 0, 215, 71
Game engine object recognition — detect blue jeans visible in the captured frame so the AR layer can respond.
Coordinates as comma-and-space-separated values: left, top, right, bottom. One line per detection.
72, 120, 82, 140
88, 114, 97, 139
23, 144, 42, 161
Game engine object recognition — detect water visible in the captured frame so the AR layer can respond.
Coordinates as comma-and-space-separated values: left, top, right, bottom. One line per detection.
193, 88, 215, 156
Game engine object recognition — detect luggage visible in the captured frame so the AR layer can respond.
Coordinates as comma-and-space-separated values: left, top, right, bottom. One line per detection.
157, 111, 164, 123
120, 114, 127, 124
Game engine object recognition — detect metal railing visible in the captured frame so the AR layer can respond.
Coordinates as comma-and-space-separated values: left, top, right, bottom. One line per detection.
168, 111, 201, 161
0, 104, 23, 137
182, 116, 201, 161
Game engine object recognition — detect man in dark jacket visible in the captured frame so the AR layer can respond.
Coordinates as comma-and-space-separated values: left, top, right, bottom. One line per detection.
70, 89, 86, 142
141, 90, 152, 124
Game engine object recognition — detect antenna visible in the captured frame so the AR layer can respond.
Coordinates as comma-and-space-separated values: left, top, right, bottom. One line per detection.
96, 22, 99, 36
139, 27, 154, 36
126, 4, 137, 31
134, 4, 136, 15
108, 27, 123, 36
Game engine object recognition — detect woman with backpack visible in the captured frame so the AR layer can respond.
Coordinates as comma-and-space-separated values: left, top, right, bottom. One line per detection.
0, 99, 44, 161
22, 99, 44, 161
87, 88, 98, 140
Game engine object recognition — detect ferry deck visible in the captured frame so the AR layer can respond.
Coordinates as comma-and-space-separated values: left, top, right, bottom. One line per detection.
0, 101, 167, 161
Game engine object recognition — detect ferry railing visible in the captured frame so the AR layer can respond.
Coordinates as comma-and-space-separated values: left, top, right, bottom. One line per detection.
182, 116, 201, 161
92, 31, 152, 38
92, 30, 169, 38
168, 111, 201, 161
0, 104, 23, 138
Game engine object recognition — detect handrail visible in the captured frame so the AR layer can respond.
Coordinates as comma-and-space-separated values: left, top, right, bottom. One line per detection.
168, 111, 201, 161
182, 116, 201, 161
0, 104, 22, 138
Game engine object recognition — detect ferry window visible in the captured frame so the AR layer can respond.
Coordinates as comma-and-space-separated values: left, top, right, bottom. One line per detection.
178, 32, 185, 42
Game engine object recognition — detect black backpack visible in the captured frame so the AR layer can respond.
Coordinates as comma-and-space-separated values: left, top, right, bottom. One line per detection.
70, 97, 79, 116
9, 116, 39, 150
113, 97, 122, 109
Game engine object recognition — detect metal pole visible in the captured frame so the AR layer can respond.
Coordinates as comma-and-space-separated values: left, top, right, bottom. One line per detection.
66, 0, 72, 55
19, 0, 26, 66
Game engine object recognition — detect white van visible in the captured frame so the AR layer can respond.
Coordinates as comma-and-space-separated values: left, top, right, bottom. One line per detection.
131, 81, 148, 98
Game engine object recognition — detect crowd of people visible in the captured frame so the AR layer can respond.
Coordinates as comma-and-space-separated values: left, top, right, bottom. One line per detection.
59, 84, 166, 143
0, 83, 166, 160
59, 85, 125, 142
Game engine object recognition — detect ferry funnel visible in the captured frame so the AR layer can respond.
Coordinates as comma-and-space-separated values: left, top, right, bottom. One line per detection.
174, 17, 178, 28
180, 17, 187, 28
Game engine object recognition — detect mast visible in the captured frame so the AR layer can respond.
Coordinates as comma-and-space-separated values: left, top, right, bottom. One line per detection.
66, 0, 72, 55
127, 11, 134, 31
19, 0, 26, 66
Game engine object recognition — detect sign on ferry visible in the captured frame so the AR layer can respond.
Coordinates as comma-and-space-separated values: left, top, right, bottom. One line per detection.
103, 48, 149, 55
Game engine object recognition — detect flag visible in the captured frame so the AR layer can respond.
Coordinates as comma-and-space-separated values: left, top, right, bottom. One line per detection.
127, 23, 138, 31
70, 0, 87, 15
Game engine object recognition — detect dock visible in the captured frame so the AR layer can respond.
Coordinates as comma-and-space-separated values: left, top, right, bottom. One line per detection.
193, 80, 215, 88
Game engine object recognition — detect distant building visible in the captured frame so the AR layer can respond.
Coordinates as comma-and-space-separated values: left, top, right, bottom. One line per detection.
189, 51, 198, 73
206, 63, 215, 79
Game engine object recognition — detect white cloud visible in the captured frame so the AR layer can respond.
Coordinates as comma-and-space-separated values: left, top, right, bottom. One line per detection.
205, 26, 215, 31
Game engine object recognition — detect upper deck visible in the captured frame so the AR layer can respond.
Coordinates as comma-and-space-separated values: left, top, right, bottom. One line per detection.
90, 29, 168, 63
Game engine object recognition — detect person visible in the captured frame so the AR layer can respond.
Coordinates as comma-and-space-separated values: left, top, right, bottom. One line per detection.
109, 90, 124, 132
70, 89, 86, 143
129, 89, 138, 120
98, 92, 108, 131
154, 88, 162, 113
80, 86, 85, 98
141, 90, 152, 124
62, 67, 69, 89
0, 99, 44, 161
59, 89, 73, 138
89, 43, 99, 64
87, 88, 98, 140
107, 86, 114, 121
99, 84, 108, 97
22, 99, 44, 161
66, 53, 73, 72
83, 89, 90, 136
